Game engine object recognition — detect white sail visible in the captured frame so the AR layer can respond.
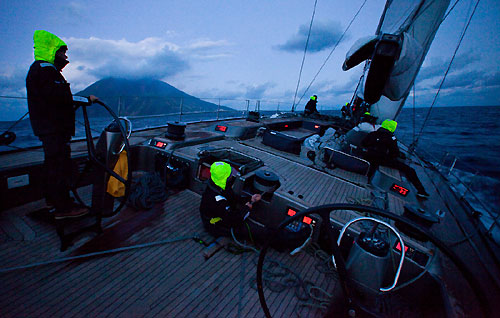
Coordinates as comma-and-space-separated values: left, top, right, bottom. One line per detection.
345, 0, 451, 122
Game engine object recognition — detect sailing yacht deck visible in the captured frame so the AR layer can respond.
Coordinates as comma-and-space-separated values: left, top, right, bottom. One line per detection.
0, 117, 499, 317
0, 189, 338, 318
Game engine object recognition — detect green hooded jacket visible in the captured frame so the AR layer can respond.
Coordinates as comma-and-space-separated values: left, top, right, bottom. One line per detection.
33, 30, 67, 65
27, 30, 74, 136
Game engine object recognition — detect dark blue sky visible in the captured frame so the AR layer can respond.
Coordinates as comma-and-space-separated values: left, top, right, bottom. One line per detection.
0, 0, 499, 120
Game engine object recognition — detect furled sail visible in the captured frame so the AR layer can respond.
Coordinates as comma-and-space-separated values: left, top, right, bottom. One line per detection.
344, 0, 451, 122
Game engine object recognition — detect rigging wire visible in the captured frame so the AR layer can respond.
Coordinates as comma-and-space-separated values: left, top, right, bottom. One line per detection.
411, 0, 481, 150
295, 0, 368, 108
443, 0, 462, 22
1, 111, 28, 133
291, 0, 318, 112
412, 84, 416, 144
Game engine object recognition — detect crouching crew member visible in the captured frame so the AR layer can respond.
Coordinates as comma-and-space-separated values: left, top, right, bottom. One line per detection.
361, 120, 430, 199
200, 162, 310, 250
304, 95, 319, 117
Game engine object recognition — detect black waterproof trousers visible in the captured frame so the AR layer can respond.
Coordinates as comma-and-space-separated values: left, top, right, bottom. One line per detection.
39, 134, 74, 211
367, 157, 426, 194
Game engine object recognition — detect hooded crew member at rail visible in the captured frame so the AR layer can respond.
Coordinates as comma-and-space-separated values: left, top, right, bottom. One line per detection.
361, 120, 429, 198
200, 162, 310, 250
304, 95, 319, 116
26, 30, 98, 219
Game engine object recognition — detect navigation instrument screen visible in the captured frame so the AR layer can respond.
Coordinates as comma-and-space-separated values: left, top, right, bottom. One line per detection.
390, 183, 409, 196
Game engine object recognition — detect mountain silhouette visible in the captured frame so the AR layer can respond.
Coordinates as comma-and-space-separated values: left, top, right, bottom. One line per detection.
76, 77, 230, 117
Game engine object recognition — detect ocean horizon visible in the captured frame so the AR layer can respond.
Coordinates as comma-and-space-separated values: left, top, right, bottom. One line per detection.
1, 105, 499, 215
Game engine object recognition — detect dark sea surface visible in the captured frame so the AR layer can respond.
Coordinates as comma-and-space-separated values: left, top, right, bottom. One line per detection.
1, 105, 499, 215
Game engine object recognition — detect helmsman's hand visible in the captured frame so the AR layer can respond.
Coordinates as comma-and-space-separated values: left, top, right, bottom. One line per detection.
88, 95, 99, 103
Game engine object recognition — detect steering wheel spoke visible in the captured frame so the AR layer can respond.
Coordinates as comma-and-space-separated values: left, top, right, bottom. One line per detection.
72, 101, 132, 217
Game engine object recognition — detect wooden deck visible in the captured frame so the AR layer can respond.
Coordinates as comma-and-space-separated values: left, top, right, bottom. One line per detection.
0, 189, 338, 318
1, 117, 499, 317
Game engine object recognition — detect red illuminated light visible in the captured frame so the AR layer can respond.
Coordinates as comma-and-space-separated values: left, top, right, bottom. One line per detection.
303, 216, 312, 224
390, 183, 409, 196
284, 124, 289, 128
155, 141, 166, 148
215, 125, 228, 132
314, 125, 320, 129
287, 208, 296, 216
396, 242, 408, 252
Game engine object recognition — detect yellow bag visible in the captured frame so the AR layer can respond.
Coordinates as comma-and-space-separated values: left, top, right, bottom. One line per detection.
107, 151, 128, 197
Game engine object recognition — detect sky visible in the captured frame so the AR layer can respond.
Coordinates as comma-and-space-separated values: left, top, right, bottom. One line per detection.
0, 0, 499, 120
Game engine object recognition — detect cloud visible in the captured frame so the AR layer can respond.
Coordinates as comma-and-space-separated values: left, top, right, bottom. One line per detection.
189, 81, 276, 101
417, 51, 480, 82
0, 66, 27, 93
244, 82, 276, 99
186, 39, 233, 61
275, 20, 346, 53
49, 1, 87, 26
428, 69, 500, 91
439, 70, 483, 89
63, 36, 189, 83
0, 66, 28, 91
187, 39, 230, 51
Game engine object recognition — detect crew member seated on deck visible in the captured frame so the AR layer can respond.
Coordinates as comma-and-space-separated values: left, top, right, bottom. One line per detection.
343, 112, 380, 154
200, 162, 310, 250
354, 112, 380, 133
304, 95, 319, 117
361, 120, 430, 199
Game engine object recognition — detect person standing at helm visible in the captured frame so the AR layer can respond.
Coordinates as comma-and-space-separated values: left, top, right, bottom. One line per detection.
362, 120, 430, 198
200, 162, 310, 250
304, 95, 319, 116
26, 30, 98, 219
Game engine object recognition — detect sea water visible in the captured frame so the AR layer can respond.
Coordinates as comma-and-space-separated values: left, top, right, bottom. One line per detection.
1, 106, 499, 216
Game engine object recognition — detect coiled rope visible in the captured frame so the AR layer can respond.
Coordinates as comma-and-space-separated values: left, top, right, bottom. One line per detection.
250, 243, 339, 317
127, 172, 169, 210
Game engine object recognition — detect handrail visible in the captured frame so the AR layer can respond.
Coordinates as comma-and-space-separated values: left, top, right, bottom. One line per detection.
2, 94, 496, 236
401, 140, 499, 237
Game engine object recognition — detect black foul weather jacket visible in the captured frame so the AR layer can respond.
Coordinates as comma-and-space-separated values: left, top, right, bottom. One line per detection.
304, 99, 318, 114
26, 31, 75, 137
361, 127, 400, 162
200, 180, 248, 232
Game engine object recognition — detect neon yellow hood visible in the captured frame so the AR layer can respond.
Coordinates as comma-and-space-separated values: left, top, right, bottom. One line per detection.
210, 161, 232, 190
33, 30, 67, 65
381, 119, 397, 133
